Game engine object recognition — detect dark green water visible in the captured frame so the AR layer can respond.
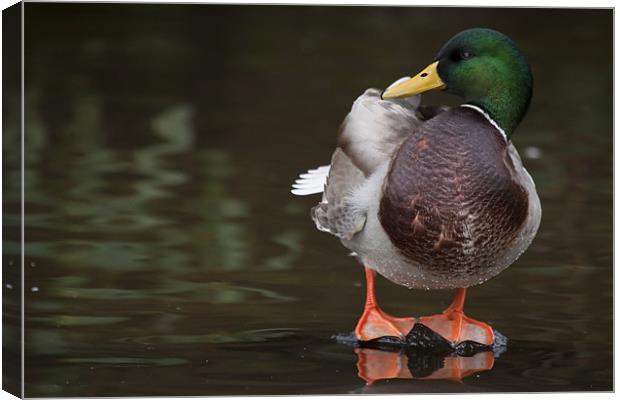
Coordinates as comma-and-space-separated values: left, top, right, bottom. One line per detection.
8, 4, 613, 396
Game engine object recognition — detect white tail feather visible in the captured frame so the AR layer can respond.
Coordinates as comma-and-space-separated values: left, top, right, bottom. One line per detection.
290, 165, 330, 196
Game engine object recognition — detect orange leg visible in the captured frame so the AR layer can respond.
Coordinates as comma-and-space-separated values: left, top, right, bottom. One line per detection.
418, 288, 494, 346
355, 267, 416, 341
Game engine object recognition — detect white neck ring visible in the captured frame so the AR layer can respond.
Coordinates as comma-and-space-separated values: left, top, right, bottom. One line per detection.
460, 104, 508, 142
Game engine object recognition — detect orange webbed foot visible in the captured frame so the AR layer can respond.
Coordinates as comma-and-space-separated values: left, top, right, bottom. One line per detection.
419, 310, 494, 346
355, 267, 415, 341
418, 288, 494, 346
355, 306, 416, 341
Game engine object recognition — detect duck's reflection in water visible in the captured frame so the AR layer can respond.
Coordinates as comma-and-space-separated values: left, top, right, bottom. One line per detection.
336, 325, 505, 388
355, 347, 494, 385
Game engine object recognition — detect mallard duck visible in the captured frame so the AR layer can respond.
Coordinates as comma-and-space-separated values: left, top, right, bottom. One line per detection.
291, 28, 541, 346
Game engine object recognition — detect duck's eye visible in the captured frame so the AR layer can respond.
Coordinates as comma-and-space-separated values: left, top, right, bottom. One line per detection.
450, 49, 474, 62
461, 50, 474, 60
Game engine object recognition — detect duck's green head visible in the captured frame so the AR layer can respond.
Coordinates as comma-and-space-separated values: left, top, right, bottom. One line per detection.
382, 28, 533, 137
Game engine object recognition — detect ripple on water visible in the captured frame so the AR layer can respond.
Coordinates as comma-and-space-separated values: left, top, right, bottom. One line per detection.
63, 357, 188, 367
51, 280, 296, 304
114, 328, 301, 345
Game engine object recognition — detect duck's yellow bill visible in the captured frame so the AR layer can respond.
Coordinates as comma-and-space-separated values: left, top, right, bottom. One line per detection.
382, 61, 446, 100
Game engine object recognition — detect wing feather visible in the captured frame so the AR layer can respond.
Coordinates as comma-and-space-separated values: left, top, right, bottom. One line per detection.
291, 86, 424, 239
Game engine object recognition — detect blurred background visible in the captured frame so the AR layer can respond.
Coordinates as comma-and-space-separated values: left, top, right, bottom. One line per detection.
4, 4, 612, 396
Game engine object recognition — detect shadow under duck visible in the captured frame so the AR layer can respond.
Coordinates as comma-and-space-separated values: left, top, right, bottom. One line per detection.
292, 28, 541, 346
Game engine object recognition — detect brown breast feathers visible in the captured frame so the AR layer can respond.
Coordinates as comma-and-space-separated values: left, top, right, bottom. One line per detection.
379, 106, 529, 277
